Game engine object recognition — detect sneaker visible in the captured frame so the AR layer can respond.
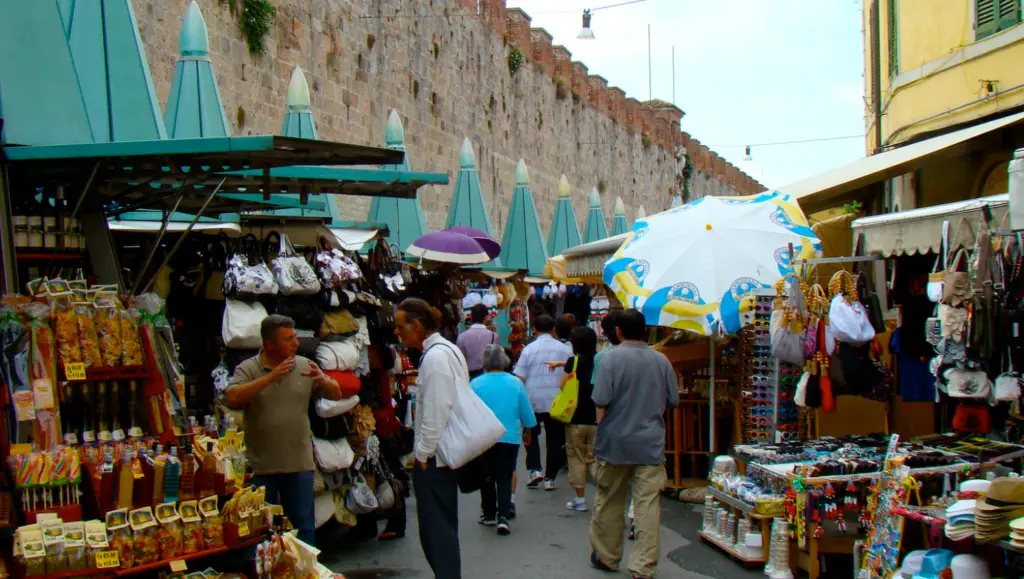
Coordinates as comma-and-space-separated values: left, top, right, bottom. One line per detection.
590, 552, 615, 572
509, 503, 517, 519
496, 518, 511, 536
628, 522, 636, 541
478, 515, 497, 526
543, 479, 558, 491
566, 497, 588, 512
526, 471, 544, 488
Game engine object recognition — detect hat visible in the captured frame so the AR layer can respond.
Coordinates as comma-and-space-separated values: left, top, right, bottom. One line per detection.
976, 478, 1024, 512
960, 479, 991, 494
899, 551, 928, 578
946, 500, 976, 516
949, 554, 989, 579
912, 549, 953, 579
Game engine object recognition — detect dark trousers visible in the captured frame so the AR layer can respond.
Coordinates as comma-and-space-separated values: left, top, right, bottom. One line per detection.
525, 412, 567, 480
480, 443, 519, 520
251, 471, 315, 546
414, 459, 461, 579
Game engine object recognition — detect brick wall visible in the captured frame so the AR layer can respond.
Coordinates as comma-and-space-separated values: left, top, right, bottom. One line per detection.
133, 0, 760, 236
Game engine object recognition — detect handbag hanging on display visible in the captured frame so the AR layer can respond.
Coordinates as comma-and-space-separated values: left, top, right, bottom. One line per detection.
268, 231, 322, 296
222, 299, 268, 349
222, 234, 279, 298
770, 275, 808, 366
941, 248, 971, 306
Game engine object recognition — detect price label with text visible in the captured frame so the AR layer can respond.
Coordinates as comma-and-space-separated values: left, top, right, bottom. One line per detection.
237, 521, 250, 537
95, 550, 120, 569
169, 559, 188, 572
64, 362, 86, 381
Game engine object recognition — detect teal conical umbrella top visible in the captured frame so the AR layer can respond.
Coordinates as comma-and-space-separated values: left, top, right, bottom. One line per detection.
164, 1, 230, 138
582, 187, 608, 243
498, 160, 549, 277
611, 196, 629, 236
447, 138, 501, 266
61, 0, 166, 142
547, 175, 582, 257
281, 66, 317, 139
369, 110, 429, 252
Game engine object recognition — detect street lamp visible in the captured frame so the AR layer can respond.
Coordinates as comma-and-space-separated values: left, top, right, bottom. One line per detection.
577, 9, 595, 39
743, 146, 753, 161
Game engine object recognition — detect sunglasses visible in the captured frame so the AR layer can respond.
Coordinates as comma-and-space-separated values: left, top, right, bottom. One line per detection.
777, 423, 798, 432
747, 407, 775, 417
745, 431, 769, 440
779, 432, 799, 442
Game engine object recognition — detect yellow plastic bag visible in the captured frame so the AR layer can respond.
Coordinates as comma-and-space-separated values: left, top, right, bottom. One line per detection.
550, 367, 580, 423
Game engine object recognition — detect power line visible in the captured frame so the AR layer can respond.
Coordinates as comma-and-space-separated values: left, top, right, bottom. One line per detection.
709, 135, 865, 148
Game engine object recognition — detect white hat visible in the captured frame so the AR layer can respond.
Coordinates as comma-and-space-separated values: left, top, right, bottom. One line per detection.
950, 554, 989, 579
900, 551, 927, 578
960, 479, 992, 494
462, 293, 482, 309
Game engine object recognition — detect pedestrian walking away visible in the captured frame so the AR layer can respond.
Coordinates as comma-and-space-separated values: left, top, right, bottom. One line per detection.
588, 309, 679, 579
562, 326, 599, 513
513, 315, 572, 491
225, 315, 344, 547
456, 303, 499, 380
395, 298, 466, 579
470, 344, 537, 535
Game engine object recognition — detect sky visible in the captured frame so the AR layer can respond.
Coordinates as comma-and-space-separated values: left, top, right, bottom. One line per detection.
506, 0, 867, 189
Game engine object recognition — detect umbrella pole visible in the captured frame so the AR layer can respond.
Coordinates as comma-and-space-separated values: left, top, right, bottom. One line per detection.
708, 337, 715, 455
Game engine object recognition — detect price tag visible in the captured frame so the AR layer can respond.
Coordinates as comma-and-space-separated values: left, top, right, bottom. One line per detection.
169, 559, 188, 572
64, 362, 86, 381
237, 521, 250, 537
95, 550, 120, 569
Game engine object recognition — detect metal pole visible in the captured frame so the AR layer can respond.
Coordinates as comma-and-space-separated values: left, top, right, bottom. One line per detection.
708, 337, 715, 455
648, 24, 653, 101
129, 193, 186, 295
772, 357, 781, 442
45, 161, 101, 277
140, 178, 226, 295
672, 46, 675, 106
0, 157, 16, 294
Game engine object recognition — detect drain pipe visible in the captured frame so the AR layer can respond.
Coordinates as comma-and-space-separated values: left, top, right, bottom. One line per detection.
870, 0, 882, 155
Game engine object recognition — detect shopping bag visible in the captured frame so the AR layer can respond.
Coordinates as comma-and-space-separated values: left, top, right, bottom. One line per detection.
550, 368, 580, 423
221, 299, 268, 349
437, 383, 506, 468
269, 231, 321, 296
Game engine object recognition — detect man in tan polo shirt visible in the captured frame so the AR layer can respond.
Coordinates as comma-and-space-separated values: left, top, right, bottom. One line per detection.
226, 315, 343, 546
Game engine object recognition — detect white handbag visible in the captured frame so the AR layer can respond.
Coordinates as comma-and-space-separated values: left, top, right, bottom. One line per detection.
828, 294, 876, 346
428, 343, 506, 469
312, 437, 355, 472
316, 341, 361, 371
944, 367, 992, 399
223, 253, 278, 297
316, 396, 360, 418
994, 348, 1021, 403
270, 232, 321, 296
221, 299, 268, 349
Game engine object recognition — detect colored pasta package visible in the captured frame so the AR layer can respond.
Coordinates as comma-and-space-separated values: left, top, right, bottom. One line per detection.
106, 508, 134, 569
94, 290, 123, 367
129, 506, 159, 565
72, 290, 102, 369
198, 495, 224, 548
155, 502, 184, 560
25, 302, 57, 412
121, 308, 144, 366
179, 500, 204, 554
52, 296, 81, 367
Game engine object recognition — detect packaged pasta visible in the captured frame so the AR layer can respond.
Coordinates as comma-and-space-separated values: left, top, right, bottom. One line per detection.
16, 527, 46, 576
129, 507, 159, 565
25, 302, 57, 416
85, 520, 109, 568
155, 502, 184, 560
51, 288, 81, 367
63, 522, 87, 571
94, 290, 122, 367
107, 508, 134, 569
199, 495, 224, 549
41, 518, 66, 573
72, 291, 102, 369
121, 308, 144, 366
179, 501, 204, 555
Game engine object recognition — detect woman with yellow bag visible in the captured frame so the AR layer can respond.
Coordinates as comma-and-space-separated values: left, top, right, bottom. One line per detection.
552, 327, 599, 512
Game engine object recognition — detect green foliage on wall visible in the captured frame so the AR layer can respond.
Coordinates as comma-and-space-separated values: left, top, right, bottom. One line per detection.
219, 0, 276, 54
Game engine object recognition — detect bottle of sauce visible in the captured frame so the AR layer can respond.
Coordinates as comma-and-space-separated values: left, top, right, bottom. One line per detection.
151, 445, 167, 505
199, 441, 217, 498
97, 447, 116, 513
116, 451, 134, 509
179, 444, 197, 501
163, 446, 180, 503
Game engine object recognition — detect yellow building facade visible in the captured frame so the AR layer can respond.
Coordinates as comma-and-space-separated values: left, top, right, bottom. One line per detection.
866, 0, 1024, 206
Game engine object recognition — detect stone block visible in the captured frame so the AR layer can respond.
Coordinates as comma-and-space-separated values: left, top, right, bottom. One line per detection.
587, 74, 608, 114
552, 45, 572, 83
506, 8, 532, 53
607, 87, 625, 124
530, 28, 553, 72
570, 61, 589, 104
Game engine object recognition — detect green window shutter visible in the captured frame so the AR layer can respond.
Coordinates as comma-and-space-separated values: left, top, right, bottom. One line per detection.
998, 0, 1021, 31
977, 0, 999, 39
888, 0, 899, 76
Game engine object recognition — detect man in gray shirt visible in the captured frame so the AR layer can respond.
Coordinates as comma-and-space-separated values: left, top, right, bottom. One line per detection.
588, 309, 679, 579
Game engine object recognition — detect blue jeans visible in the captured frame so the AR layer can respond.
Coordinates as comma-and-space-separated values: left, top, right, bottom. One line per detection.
251, 471, 315, 547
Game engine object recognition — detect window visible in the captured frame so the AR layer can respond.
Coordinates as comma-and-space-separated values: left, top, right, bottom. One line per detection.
976, 0, 1022, 40
888, 0, 899, 76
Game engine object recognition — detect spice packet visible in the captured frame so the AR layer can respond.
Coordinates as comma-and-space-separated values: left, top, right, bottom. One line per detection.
129, 507, 159, 565
199, 496, 224, 548
64, 521, 87, 571
41, 518, 67, 573
85, 520, 109, 568
18, 528, 46, 576
180, 500, 204, 555
107, 508, 134, 569
155, 502, 184, 560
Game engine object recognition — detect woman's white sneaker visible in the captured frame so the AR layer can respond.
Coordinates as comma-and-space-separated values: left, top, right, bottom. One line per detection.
566, 497, 588, 511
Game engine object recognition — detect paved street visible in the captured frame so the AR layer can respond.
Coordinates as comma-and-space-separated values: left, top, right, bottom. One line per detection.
317, 456, 767, 579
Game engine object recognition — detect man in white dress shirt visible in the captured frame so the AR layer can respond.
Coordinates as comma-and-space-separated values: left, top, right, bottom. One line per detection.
395, 298, 467, 579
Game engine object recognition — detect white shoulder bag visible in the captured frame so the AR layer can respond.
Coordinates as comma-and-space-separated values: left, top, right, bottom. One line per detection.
222, 299, 268, 349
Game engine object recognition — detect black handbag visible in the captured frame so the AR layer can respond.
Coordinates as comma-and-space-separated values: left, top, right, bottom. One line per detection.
274, 295, 324, 332
308, 400, 353, 440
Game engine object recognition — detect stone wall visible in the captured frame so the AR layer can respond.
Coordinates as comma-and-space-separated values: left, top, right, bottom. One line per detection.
133, 0, 762, 237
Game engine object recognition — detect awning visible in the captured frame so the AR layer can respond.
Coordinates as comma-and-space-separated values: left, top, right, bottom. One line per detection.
781, 112, 1024, 214
851, 194, 1008, 256
546, 232, 628, 283
108, 220, 241, 235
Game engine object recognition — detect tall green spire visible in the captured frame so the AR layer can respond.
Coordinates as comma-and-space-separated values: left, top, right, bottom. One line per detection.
498, 160, 548, 277
61, 0, 167, 142
281, 65, 317, 139
370, 109, 429, 252
164, 1, 230, 138
547, 174, 582, 257
610, 196, 629, 236
582, 187, 609, 243
447, 138, 496, 235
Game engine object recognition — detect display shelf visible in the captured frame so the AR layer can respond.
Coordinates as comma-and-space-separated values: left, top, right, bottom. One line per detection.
708, 487, 776, 519
15, 252, 85, 261
697, 530, 766, 565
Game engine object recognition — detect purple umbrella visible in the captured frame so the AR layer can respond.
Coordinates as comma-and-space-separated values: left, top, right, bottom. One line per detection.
445, 226, 501, 260
406, 231, 491, 265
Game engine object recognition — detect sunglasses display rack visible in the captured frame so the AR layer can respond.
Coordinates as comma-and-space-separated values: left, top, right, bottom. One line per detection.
742, 295, 801, 444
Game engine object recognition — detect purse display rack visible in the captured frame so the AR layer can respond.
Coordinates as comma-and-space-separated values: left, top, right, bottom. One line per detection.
741, 295, 801, 444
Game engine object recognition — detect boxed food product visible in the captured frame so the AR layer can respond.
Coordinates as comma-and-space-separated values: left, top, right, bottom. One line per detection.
17, 527, 46, 576
179, 501, 204, 555
199, 495, 224, 549
40, 518, 66, 573
85, 520, 109, 568
63, 521, 88, 571
107, 508, 134, 569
